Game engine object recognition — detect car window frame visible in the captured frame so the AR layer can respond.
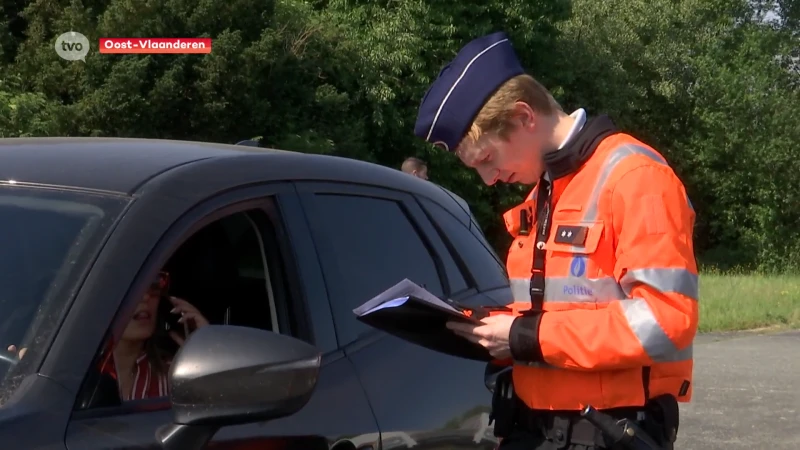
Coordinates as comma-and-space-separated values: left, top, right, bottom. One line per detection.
418, 197, 510, 292
68, 184, 324, 419
434, 185, 507, 270
294, 181, 463, 347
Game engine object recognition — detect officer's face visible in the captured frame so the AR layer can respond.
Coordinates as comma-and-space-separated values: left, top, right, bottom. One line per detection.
457, 122, 545, 186
456, 103, 547, 185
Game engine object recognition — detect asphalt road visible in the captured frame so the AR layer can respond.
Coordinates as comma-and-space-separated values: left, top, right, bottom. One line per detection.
676, 329, 800, 449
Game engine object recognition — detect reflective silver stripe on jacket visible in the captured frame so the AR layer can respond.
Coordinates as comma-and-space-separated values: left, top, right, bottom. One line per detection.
509, 270, 696, 364
510, 268, 697, 304
511, 276, 625, 303
621, 268, 699, 301
620, 299, 694, 363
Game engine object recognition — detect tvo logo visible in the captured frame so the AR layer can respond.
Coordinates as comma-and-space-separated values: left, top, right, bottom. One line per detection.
55, 31, 90, 62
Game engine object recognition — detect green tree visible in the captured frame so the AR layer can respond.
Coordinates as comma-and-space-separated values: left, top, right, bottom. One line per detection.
554, 0, 800, 271
1, 0, 797, 270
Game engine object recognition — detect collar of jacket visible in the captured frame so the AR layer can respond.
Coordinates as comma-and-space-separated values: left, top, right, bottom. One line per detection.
543, 114, 619, 180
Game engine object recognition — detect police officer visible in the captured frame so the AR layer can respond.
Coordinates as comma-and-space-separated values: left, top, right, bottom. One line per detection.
414, 31, 698, 450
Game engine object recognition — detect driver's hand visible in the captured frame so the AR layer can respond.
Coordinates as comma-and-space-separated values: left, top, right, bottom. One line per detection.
167, 296, 210, 346
7, 345, 27, 359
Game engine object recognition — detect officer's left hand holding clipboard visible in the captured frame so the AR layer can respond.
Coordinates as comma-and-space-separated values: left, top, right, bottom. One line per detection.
353, 279, 505, 361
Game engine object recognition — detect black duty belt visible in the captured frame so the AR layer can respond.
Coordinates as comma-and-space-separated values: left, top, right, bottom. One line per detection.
515, 404, 646, 448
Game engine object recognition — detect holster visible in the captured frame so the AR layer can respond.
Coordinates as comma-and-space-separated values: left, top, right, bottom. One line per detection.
488, 368, 517, 438
644, 394, 680, 448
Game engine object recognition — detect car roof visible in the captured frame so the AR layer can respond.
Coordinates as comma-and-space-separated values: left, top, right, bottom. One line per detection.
0, 137, 281, 194
0, 137, 474, 223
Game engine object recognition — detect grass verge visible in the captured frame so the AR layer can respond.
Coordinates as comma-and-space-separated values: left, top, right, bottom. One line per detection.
699, 273, 800, 332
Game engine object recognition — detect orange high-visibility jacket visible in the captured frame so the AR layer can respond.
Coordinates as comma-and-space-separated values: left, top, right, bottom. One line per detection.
501, 132, 699, 411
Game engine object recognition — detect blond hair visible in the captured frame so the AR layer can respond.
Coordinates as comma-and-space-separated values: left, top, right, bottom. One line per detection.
458, 74, 562, 156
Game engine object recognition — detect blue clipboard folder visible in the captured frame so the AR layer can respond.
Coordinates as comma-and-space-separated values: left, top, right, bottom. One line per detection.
353, 278, 508, 361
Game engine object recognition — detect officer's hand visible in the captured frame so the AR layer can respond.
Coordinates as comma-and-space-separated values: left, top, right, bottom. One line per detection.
446, 315, 516, 359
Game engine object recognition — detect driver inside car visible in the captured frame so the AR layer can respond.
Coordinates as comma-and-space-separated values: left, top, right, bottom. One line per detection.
8, 270, 209, 401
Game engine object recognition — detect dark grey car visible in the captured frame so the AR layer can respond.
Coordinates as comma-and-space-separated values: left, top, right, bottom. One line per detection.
0, 138, 511, 450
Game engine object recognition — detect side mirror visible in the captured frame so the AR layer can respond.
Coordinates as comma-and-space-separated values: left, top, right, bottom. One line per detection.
156, 325, 321, 450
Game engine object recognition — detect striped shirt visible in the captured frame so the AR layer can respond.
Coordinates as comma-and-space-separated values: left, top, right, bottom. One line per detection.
98, 344, 170, 400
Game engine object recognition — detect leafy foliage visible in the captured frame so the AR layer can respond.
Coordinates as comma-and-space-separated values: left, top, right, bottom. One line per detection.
0, 0, 797, 271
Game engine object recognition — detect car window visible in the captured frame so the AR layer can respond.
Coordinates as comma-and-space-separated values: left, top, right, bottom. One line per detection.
410, 195, 469, 296
0, 185, 127, 407
420, 198, 509, 291
75, 207, 298, 410
436, 186, 506, 268
467, 214, 505, 268
433, 235, 470, 296
164, 210, 283, 333
308, 193, 444, 346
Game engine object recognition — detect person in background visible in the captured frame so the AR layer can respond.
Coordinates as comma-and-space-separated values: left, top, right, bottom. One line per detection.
401, 156, 429, 180
413, 31, 698, 450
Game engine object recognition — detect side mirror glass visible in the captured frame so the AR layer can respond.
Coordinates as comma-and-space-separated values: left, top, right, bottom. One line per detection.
156, 325, 321, 450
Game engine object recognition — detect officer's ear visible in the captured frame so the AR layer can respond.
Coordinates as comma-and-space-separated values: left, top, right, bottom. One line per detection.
513, 101, 537, 131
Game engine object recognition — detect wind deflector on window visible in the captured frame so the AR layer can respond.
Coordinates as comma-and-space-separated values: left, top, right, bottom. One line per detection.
235, 139, 260, 147
353, 278, 510, 362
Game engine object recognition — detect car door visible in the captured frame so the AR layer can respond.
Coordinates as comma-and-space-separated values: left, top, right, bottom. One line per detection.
295, 182, 498, 450
64, 185, 380, 450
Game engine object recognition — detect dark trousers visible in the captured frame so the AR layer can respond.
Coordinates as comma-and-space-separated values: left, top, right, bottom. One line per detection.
498, 429, 598, 450
497, 427, 676, 450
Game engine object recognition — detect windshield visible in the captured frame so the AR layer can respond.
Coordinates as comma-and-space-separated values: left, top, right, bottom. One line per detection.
0, 184, 128, 406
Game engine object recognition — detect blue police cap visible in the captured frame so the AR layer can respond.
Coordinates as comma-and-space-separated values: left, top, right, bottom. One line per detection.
414, 31, 525, 152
